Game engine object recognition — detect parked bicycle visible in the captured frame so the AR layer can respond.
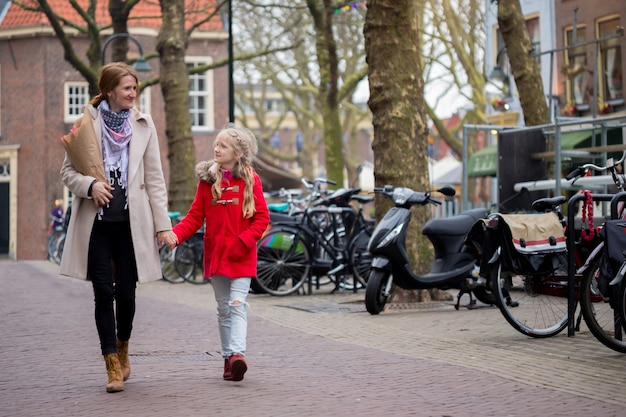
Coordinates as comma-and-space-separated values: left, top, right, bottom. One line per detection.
572, 155, 626, 352
468, 153, 626, 353
47, 207, 67, 265
160, 211, 185, 284
174, 225, 208, 285
255, 186, 374, 296
467, 196, 574, 338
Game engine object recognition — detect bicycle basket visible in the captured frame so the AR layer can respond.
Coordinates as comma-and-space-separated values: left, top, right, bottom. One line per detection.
466, 212, 566, 276
496, 213, 567, 275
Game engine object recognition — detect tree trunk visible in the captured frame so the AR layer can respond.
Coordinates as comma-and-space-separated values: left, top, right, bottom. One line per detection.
497, 0, 549, 126
307, 0, 344, 185
157, 0, 196, 213
365, 0, 444, 303
108, 0, 132, 63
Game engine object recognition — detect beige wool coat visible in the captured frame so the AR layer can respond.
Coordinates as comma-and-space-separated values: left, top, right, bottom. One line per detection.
59, 105, 172, 283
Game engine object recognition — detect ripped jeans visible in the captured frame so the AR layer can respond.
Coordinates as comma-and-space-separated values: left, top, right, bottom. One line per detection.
211, 275, 251, 358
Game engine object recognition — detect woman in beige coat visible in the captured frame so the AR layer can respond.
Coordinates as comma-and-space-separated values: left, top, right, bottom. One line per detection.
60, 63, 175, 393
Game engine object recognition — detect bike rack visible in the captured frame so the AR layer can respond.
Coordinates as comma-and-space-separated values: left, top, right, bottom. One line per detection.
566, 193, 614, 336
610, 191, 626, 219
566, 192, 626, 336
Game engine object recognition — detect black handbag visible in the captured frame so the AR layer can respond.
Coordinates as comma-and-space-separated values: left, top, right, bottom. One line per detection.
598, 220, 626, 304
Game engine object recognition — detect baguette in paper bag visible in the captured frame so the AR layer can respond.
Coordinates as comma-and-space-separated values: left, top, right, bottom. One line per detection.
60, 111, 107, 184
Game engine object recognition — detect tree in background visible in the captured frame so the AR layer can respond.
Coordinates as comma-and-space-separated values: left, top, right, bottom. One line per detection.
233, 1, 368, 184
422, 0, 487, 155
157, 0, 197, 212
495, 0, 548, 126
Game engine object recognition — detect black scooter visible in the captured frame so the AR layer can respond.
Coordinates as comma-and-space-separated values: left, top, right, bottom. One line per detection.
365, 185, 494, 314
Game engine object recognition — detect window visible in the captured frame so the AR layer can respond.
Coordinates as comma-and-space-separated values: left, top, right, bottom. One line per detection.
265, 98, 285, 113
187, 58, 215, 132
138, 86, 151, 114
598, 17, 623, 101
526, 17, 541, 68
64, 82, 89, 122
565, 26, 589, 104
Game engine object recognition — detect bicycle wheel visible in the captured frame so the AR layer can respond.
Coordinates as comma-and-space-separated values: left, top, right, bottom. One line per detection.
256, 228, 310, 296
580, 255, 626, 353
249, 278, 267, 294
175, 238, 208, 285
47, 234, 58, 263
346, 229, 372, 290
54, 234, 65, 265
491, 260, 568, 338
160, 245, 184, 284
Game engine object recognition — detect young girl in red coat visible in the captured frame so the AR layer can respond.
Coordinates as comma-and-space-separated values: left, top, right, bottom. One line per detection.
171, 126, 269, 381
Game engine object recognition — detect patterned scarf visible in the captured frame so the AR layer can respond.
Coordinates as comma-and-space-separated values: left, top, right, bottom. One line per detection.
99, 100, 132, 213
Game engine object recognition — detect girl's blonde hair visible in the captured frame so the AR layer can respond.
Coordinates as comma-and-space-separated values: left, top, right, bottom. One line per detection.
210, 125, 259, 218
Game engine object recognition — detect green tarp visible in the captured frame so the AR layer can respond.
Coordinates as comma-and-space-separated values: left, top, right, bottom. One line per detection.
467, 145, 498, 178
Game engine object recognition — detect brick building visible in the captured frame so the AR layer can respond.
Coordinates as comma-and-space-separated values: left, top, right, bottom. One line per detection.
0, 0, 229, 260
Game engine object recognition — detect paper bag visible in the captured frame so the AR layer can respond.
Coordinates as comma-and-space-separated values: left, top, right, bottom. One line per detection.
60, 112, 107, 184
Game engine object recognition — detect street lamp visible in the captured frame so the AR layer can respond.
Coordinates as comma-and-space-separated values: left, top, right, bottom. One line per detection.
488, 46, 510, 93
101, 33, 152, 72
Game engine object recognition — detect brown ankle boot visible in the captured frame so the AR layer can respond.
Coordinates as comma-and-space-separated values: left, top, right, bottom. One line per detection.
116, 339, 130, 381
103, 353, 125, 393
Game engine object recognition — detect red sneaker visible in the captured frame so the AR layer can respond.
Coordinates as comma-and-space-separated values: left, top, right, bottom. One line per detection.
223, 358, 232, 380
228, 354, 247, 381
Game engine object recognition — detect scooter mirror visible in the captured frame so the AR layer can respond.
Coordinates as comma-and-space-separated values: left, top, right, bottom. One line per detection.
437, 185, 456, 197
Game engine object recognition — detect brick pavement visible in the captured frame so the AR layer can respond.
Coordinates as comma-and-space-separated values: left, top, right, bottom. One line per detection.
1, 260, 625, 417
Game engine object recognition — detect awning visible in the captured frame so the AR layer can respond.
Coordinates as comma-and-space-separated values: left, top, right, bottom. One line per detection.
467, 127, 625, 178
468, 146, 498, 177
253, 154, 302, 191
559, 127, 624, 155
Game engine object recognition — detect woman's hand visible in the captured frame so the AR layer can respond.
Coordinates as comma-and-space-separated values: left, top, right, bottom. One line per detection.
157, 231, 178, 249
91, 181, 114, 208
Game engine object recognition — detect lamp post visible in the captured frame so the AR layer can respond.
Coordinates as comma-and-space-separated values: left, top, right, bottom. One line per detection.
228, 0, 234, 123
101, 33, 152, 72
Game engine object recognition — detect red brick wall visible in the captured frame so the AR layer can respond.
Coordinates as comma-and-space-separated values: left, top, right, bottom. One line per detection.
554, 1, 625, 107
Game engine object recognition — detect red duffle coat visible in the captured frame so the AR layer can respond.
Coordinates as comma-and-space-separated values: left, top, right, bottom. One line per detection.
172, 161, 269, 279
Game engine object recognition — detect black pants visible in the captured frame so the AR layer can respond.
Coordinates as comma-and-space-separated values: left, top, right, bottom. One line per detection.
88, 220, 138, 355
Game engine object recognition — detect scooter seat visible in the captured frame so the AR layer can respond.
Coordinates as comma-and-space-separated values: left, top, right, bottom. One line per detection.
422, 208, 489, 236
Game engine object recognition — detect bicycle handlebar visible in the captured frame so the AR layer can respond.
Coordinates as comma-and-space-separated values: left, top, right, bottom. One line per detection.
565, 151, 626, 182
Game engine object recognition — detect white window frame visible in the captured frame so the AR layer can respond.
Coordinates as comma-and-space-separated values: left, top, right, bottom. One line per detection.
64, 81, 90, 123
186, 57, 215, 132
138, 86, 151, 114
597, 15, 623, 103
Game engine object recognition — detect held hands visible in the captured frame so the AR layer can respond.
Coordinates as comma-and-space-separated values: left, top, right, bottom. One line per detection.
91, 181, 114, 208
157, 231, 178, 249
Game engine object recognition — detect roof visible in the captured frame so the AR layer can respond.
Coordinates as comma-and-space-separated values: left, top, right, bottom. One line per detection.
0, 0, 222, 31
254, 154, 303, 191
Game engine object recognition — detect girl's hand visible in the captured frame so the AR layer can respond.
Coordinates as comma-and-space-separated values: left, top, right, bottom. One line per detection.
157, 231, 178, 248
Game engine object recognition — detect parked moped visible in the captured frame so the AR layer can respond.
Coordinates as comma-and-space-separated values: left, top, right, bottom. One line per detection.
365, 185, 494, 314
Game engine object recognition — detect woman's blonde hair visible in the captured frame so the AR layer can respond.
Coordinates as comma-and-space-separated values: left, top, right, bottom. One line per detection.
211, 125, 259, 218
